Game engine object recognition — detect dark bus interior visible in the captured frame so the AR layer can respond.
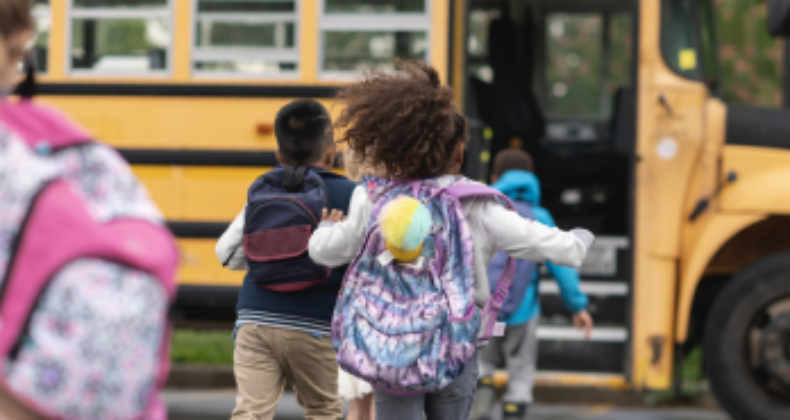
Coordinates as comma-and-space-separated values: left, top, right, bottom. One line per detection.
462, 0, 636, 238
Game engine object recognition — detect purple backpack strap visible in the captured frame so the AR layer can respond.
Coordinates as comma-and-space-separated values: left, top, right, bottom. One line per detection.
443, 184, 517, 341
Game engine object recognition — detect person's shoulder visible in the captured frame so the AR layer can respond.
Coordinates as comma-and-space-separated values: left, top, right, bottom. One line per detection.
321, 173, 357, 191
320, 173, 358, 208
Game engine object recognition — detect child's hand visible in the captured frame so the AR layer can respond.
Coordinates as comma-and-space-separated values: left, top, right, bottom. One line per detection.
321, 208, 347, 223
573, 310, 594, 340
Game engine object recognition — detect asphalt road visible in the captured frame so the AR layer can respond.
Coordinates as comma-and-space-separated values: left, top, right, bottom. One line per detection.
165, 390, 731, 420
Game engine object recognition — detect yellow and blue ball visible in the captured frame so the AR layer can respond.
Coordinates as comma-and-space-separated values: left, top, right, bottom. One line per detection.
379, 196, 433, 263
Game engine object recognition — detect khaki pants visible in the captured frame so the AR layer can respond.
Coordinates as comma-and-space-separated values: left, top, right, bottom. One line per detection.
231, 324, 343, 420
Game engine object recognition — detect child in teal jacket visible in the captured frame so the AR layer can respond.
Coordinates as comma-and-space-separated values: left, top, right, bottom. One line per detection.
474, 149, 594, 420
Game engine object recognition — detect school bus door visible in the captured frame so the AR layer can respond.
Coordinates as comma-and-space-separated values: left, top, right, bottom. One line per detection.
457, 0, 637, 387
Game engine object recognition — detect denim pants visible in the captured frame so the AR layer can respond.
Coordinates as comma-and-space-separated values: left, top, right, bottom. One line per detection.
373, 352, 479, 420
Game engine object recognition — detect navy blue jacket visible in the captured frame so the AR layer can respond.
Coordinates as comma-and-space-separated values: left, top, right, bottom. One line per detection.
236, 169, 357, 326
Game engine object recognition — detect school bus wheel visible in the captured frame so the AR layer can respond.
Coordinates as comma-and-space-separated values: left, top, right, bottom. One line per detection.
703, 252, 790, 420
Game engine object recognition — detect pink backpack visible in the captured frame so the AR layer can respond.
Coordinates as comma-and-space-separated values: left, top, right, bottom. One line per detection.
0, 97, 178, 419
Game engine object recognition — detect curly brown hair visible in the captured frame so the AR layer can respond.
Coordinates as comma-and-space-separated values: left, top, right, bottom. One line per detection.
334, 61, 465, 179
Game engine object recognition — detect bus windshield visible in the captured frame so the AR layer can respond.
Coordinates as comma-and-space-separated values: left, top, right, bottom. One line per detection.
661, 0, 720, 91
545, 12, 633, 120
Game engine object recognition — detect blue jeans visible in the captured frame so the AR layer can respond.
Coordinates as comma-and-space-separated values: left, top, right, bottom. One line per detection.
373, 352, 479, 420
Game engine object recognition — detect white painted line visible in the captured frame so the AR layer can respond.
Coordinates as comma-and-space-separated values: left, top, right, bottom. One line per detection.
71, 9, 170, 19
197, 12, 297, 24
320, 15, 431, 31
592, 236, 630, 248
537, 326, 628, 342
539, 281, 629, 296
193, 48, 299, 62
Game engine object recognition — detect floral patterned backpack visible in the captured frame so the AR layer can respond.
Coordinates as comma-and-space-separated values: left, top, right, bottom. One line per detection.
0, 94, 178, 419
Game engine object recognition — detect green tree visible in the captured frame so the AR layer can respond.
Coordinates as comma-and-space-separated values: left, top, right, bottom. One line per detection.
716, 0, 785, 107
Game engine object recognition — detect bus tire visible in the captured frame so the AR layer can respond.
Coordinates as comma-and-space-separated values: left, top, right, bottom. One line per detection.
704, 251, 790, 420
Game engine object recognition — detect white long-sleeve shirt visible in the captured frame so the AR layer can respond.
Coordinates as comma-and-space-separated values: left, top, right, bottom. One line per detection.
216, 207, 248, 271
308, 176, 594, 307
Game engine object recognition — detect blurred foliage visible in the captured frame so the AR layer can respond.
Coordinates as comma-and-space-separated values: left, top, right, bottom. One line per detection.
171, 329, 234, 365
609, 13, 634, 96
545, 0, 785, 115
544, 11, 633, 119
545, 13, 605, 118
644, 346, 706, 405
716, 0, 784, 107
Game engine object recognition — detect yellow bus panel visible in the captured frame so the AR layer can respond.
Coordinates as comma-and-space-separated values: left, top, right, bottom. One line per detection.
131, 166, 271, 222
39, 96, 338, 151
177, 238, 244, 287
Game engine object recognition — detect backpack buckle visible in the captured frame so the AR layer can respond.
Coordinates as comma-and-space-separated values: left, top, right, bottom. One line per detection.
493, 288, 508, 302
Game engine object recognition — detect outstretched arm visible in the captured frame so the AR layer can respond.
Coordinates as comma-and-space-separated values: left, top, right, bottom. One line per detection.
535, 206, 593, 339
482, 201, 594, 268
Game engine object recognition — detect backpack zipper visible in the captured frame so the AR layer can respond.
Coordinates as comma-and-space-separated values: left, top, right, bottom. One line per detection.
247, 196, 319, 225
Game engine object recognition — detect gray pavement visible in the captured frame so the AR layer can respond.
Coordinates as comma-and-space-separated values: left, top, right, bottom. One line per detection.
165, 390, 730, 420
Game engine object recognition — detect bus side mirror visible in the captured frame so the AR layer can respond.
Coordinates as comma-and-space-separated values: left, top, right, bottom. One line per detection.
768, 0, 790, 37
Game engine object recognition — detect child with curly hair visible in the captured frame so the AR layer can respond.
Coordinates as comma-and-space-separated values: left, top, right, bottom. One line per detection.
309, 61, 593, 420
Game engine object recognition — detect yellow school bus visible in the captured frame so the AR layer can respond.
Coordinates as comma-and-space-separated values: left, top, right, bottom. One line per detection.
25, 0, 790, 418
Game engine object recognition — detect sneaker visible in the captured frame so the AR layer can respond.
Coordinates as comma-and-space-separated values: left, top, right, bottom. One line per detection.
502, 401, 529, 420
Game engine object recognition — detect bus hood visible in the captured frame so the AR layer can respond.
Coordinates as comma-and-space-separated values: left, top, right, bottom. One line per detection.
726, 104, 790, 150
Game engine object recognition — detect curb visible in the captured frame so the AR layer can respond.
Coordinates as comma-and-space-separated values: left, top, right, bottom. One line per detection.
167, 364, 236, 390
166, 364, 721, 411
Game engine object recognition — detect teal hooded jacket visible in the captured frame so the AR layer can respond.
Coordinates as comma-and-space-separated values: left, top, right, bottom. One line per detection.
491, 170, 588, 325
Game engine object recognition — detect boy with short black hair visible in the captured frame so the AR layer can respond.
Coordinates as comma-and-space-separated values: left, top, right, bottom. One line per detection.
217, 99, 355, 420
474, 149, 594, 420
274, 99, 337, 166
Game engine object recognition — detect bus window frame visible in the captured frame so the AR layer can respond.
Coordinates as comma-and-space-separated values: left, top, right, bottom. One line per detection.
32, 1, 50, 75
697, 0, 722, 95
190, 0, 301, 80
659, 0, 719, 91
540, 6, 632, 122
317, 0, 433, 79
66, 0, 174, 78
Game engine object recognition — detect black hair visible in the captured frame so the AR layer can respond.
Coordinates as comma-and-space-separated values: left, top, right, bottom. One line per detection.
492, 148, 534, 178
274, 99, 333, 165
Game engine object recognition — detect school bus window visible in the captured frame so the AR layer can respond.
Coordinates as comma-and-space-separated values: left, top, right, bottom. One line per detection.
320, 0, 430, 75
698, 0, 720, 91
322, 31, 427, 72
545, 13, 604, 119
608, 13, 633, 96
193, 0, 298, 76
660, 0, 702, 79
324, 0, 425, 14
31, 0, 50, 73
69, 0, 171, 74
73, 0, 167, 8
